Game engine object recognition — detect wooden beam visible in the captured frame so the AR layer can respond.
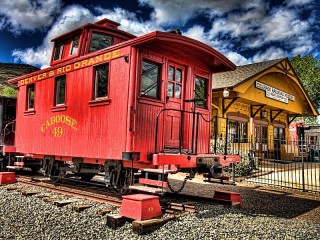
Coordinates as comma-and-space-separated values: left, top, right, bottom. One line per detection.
222, 97, 238, 115
250, 105, 265, 118
270, 110, 283, 122
288, 114, 300, 125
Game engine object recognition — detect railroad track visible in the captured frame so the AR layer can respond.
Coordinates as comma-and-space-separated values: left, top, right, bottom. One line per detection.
14, 173, 234, 212
15, 174, 123, 206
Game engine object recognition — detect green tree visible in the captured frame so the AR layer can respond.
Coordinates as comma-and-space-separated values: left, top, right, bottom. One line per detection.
290, 55, 320, 124
1, 86, 17, 97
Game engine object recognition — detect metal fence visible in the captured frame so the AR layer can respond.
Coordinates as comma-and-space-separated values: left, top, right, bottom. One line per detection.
210, 135, 320, 193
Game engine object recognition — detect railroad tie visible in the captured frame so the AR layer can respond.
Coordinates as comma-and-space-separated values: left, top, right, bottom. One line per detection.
53, 199, 78, 207
96, 207, 116, 216
72, 204, 92, 212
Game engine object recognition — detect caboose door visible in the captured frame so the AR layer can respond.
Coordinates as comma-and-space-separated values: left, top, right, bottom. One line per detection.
164, 63, 184, 148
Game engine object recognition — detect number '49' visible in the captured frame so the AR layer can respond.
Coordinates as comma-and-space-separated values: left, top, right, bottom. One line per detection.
52, 127, 63, 137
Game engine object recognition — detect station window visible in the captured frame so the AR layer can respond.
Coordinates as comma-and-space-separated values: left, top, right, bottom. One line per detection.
94, 64, 109, 99
53, 42, 63, 61
27, 84, 35, 110
55, 75, 66, 105
89, 32, 113, 53
229, 120, 248, 143
141, 60, 161, 99
70, 35, 80, 56
195, 76, 207, 108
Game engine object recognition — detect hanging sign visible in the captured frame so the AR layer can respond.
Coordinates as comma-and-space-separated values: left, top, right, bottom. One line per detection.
255, 81, 295, 103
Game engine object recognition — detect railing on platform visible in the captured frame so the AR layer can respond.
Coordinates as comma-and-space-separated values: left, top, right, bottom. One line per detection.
212, 135, 320, 193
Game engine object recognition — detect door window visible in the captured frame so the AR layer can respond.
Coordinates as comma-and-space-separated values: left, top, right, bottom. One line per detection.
168, 66, 182, 99
195, 76, 207, 108
141, 60, 161, 99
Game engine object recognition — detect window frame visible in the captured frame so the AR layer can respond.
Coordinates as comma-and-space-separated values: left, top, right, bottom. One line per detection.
55, 75, 66, 106
194, 76, 208, 108
93, 63, 109, 100
168, 65, 182, 99
69, 34, 80, 56
88, 31, 113, 53
228, 120, 248, 143
140, 59, 162, 100
26, 84, 35, 110
53, 42, 64, 61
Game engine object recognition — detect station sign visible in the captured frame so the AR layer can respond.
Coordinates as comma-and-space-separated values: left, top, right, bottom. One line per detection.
255, 81, 295, 103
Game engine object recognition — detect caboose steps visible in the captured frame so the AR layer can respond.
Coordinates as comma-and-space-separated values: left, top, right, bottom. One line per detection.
141, 168, 177, 174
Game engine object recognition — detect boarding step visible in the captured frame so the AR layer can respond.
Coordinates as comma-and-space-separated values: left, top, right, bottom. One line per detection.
138, 178, 168, 188
129, 185, 167, 194
141, 168, 176, 174
6, 166, 23, 170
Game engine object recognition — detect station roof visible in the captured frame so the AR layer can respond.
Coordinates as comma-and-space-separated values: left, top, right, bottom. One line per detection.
213, 58, 284, 89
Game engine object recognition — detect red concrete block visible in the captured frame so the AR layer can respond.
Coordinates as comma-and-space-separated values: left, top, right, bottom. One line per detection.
0, 172, 17, 184
213, 190, 242, 206
120, 194, 162, 220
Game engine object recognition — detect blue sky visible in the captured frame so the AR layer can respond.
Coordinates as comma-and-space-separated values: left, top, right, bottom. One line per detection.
0, 0, 319, 69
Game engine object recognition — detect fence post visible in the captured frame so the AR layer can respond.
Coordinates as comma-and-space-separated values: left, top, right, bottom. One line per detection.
231, 162, 235, 181
300, 136, 305, 192
225, 118, 229, 155
214, 116, 218, 154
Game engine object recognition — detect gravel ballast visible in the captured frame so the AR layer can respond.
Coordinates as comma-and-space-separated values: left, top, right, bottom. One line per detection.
1, 181, 320, 240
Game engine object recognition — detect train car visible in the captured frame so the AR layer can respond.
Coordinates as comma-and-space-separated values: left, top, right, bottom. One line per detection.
5, 19, 239, 193
0, 96, 16, 170
289, 122, 320, 161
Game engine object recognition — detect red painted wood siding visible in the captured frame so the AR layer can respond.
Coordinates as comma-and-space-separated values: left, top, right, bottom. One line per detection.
15, 47, 131, 160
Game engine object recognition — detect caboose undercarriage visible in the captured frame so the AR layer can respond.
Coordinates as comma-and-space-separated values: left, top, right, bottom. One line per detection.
2, 150, 239, 194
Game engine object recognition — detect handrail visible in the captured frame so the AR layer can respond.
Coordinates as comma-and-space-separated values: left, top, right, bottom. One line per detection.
2, 120, 16, 146
154, 108, 212, 154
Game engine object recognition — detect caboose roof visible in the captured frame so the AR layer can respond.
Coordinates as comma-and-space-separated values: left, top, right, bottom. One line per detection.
129, 31, 236, 72
51, 19, 136, 43
8, 31, 235, 85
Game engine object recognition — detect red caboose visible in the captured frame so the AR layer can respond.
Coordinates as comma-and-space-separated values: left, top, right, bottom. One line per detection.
7, 19, 238, 193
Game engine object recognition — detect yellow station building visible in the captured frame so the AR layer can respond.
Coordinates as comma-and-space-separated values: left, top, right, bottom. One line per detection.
211, 58, 318, 159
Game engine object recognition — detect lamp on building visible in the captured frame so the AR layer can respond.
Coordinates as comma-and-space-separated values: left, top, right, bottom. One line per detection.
261, 109, 268, 118
223, 88, 230, 98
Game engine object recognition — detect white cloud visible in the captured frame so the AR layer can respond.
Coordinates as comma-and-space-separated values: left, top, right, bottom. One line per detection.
13, 5, 94, 68
262, 8, 309, 42
226, 52, 251, 66
138, 0, 263, 25
12, 4, 162, 68
10, 0, 319, 69
94, 7, 160, 36
0, 0, 62, 35
184, 25, 210, 45
252, 47, 287, 63
285, 0, 315, 7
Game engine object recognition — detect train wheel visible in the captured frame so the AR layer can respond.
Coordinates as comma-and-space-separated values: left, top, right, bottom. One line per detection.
50, 169, 66, 183
112, 168, 132, 194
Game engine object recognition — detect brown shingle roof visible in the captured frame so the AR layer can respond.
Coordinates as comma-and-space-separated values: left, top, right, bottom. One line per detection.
212, 58, 286, 89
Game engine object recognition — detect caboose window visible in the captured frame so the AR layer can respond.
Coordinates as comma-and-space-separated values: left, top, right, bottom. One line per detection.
70, 35, 80, 55
141, 60, 161, 99
195, 76, 207, 108
53, 43, 63, 61
27, 84, 35, 110
55, 75, 66, 105
168, 66, 182, 99
89, 32, 113, 53
94, 64, 109, 99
